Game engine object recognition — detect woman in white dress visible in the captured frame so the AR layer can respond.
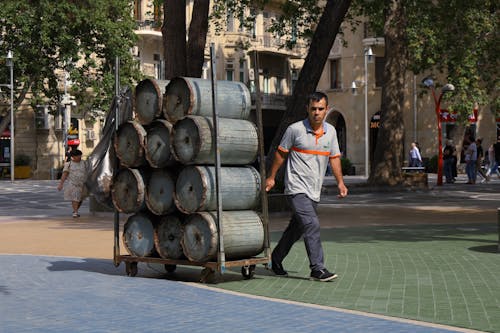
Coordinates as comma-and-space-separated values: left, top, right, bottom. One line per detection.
57, 149, 88, 218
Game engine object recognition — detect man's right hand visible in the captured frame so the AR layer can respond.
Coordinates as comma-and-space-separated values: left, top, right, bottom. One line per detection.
265, 178, 275, 192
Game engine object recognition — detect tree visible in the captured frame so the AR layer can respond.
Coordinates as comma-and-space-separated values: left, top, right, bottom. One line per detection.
209, 0, 352, 167
0, 0, 142, 135
351, 0, 498, 185
162, 0, 210, 79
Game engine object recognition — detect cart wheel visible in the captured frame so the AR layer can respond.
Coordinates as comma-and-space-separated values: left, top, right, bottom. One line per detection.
164, 264, 177, 273
125, 262, 138, 277
241, 265, 256, 279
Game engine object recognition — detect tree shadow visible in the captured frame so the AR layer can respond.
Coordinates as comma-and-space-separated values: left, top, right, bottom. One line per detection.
468, 245, 500, 254
0, 285, 11, 295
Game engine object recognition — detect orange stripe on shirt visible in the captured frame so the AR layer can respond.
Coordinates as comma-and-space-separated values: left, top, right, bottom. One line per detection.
291, 146, 330, 156
329, 153, 341, 159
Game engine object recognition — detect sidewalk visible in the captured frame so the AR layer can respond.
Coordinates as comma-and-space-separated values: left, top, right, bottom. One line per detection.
0, 177, 499, 332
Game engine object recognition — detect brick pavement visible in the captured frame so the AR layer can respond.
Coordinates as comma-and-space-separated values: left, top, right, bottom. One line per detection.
0, 177, 498, 332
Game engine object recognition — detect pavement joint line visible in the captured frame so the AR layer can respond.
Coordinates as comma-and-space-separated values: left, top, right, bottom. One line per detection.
184, 281, 486, 333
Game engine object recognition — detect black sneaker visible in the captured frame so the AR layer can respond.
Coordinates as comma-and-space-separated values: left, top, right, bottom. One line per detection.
271, 262, 288, 276
310, 269, 338, 282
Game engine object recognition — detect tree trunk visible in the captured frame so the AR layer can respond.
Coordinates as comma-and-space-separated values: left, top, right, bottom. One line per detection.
267, 0, 352, 161
162, 0, 187, 79
368, 0, 408, 186
186, 0, 209, 78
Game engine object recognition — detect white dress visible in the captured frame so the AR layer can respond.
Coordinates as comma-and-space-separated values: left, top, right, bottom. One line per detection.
63, 160, 88, 202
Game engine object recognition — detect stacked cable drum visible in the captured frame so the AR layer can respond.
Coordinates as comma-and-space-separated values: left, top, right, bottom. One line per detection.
112, 77, 264, 265
112, 78, 182, 260
166, 77, 264, 262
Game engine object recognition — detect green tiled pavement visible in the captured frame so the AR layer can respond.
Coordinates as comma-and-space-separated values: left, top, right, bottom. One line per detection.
218, 223, 500, 332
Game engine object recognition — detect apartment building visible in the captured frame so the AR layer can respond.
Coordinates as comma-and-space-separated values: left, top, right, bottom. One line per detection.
5, 1, 496, 179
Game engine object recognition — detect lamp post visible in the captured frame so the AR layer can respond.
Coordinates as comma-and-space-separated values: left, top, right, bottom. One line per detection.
351, 46, 373, 178
1, 51, 14, 182
422, 77, 455, 186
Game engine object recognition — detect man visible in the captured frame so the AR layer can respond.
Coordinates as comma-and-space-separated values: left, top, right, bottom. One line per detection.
443, 140, 455, 183
465, 135, 477, 184
265, 91, 348, 282
494, 136, 500, 177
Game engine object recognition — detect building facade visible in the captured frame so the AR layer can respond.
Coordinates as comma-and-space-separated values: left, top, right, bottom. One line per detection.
5, 1, 498, 179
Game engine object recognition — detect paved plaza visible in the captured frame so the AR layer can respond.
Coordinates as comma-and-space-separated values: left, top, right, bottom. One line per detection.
0, 176, 499, 332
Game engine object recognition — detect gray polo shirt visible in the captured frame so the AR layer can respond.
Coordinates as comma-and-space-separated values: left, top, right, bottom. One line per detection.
278, 119, 341, 202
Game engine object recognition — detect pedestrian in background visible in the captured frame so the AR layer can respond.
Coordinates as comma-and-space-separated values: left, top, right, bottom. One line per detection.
57, 149, 88, 218
443, 140, 455, 183
493, 136, 500, 178
486, 141, 500, 178
265, 91, 348, 282
475, 138, 489, 183
409, 142, 423, 168
464, 135, 477, 184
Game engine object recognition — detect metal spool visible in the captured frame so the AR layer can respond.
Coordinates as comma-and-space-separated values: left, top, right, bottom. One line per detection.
181, 210, 264, 262
145, 119, 175, 168
134, 79, 170, 125
175, 165, 260, 213
114, 121, 147, 168
172, 115, 258, 165
154, 215, 185, 260
163, 77, 251, 123
123, 213, 156, 257
111, 168, 145, 214
145, 168, 175, 216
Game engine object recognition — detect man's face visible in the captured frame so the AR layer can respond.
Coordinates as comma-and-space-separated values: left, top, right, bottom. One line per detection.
307, 98, 328, 128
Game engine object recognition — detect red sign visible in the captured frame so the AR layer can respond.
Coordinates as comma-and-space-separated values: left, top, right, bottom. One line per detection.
440, 108, 478, 123
1, 130, 10, 137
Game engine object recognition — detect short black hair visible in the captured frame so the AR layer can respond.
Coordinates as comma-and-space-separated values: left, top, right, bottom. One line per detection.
71, 149, 83, 157
307, 91, 328, 106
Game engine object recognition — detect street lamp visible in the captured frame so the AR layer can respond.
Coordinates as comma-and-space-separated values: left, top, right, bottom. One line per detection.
422, 77, 455, 186
351, 46, 373, 178
0, 51, 14, 182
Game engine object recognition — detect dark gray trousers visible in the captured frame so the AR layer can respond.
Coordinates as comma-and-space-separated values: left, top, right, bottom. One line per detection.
272, 193, 325, 272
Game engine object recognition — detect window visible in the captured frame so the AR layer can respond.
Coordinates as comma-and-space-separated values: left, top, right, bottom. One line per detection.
330, 59, 340, 89
263, 76, 270, 93
291, 69, 298, 93
226, 70, 233, 81
375, 56, 386, 88
134, 0, 142, 21
226, 12, 234, 32
276, 77, 284, 95
239, 61, 245, 83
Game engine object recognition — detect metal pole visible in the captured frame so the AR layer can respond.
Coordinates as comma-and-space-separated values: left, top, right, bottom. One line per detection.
364, 48, 369, 178
435, 90, 444, 186
210, 43, 225, 274
113, 56, 121, 266
413, 74, 417, 142
8, 52, 14, 182
497, 208, 500, 252
252, 51, 271, 266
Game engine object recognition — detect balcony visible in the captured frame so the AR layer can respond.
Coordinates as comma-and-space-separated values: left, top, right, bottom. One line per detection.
251, 93, 289, 110
249, 35, 306, 59
135, 20, 162, 38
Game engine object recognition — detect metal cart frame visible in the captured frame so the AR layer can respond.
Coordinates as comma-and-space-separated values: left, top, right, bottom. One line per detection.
112, 47, 272, 282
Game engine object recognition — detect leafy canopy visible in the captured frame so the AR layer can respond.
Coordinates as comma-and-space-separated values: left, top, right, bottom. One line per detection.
0, 0, 142, 120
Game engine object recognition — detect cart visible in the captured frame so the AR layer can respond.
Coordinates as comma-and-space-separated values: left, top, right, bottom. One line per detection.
112, 47, 272, 282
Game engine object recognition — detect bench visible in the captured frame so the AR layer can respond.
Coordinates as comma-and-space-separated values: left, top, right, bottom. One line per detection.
402, 166, 425, 173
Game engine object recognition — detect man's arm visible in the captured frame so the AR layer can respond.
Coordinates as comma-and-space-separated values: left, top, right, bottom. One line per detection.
329, 157, 348, 198
265, 149, 288, 192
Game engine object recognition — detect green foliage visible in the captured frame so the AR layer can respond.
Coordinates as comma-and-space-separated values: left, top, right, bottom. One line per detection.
0, 0, 143, 121
14, 153, 31, 166
341, 157, 353, 176
425, 155, 438, 174
350, 0, 498, 123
